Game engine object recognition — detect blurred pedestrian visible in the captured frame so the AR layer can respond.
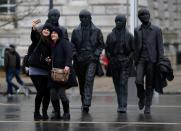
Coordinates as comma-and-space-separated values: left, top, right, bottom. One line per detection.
4, 44, 26, 96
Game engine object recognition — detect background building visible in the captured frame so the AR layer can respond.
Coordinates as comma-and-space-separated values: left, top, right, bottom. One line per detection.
0, 0, 181, 66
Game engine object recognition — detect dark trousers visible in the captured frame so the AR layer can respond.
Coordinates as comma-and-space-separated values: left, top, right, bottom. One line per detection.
112, 62, 129, 111
135, 60, 155, 107
75, 61, 97, 107
6, 68, 24, 94
50, 87, 69, 113
30, 75, 50, 114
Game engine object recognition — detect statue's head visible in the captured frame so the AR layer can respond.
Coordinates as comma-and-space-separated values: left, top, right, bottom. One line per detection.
115, 14, 126, 30
138, 8, 150, 24
47, 9, 60, 26
79, 9, 91, 27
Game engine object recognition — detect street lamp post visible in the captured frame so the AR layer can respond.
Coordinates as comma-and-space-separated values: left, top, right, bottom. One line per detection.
130, 0, 138, 35
49, 0, 53, 10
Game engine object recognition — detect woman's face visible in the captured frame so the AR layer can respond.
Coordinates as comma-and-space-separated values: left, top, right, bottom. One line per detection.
51, 31, 59, 41
42, 28, 50, 37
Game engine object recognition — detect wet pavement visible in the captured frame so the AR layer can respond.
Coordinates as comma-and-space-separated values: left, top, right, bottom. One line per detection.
0, 68, 181, 131
0, 92, 181, 131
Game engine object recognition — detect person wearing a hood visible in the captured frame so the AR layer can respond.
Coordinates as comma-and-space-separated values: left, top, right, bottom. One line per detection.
48, 27, 76, 120
27, 20, 52, 120
105, 14, 134, 113
71, 9, 104, 113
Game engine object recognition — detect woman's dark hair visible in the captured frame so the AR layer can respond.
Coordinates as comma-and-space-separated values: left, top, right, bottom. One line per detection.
42, 23, 53, 32
51, 27, 63, 38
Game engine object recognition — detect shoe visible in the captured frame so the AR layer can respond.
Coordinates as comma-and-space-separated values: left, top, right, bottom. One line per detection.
34, 112, 42, 121
24, 88, 29, 96
42, 112, 49, 120
138, 98, 145, 110
51, 112, 61, 120
16, 88, 21, 94
117, 109, 127, 113
21, 86, 29, 96
82, 106, 89, 113
118, 110, 126, 113
8, 94, 13, 97
144, 106, 151, 114
62, 113, 70, 121
117, 107, 127, 113
42, 114, 49, 120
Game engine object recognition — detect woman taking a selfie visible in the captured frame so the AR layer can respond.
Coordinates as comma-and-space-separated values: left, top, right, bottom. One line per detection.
28, 20, 52, 120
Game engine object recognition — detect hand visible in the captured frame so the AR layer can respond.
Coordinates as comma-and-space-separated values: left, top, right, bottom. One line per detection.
64, 66, 70, 73
32, 19, 41, 30
45, 56, 51, 64
32, 20, 37, 30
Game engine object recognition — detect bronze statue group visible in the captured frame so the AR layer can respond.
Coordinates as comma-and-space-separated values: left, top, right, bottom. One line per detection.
26, 8, 174, 121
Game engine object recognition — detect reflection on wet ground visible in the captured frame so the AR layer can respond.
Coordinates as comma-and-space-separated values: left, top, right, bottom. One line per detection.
0, 94, 181, 131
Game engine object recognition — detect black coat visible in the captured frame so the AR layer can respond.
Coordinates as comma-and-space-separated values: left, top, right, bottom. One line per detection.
71, 23, 104, 61
106, 28, 134, 60
48, 39, 78, 88
27, 29, 39, 61
105, 28, 135, 77
59, 26, 69, 40
134, 24, 164, 64
154, 57, 174, 94
51, 39, 72, 68
15, 51, 21, 69
27, 29, 51, 70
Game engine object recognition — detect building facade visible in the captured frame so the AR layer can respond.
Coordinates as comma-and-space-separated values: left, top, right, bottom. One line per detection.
0, 0, 181, 66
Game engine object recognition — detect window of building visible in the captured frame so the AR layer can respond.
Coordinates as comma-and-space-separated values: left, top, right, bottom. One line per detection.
0, 0, 16, 14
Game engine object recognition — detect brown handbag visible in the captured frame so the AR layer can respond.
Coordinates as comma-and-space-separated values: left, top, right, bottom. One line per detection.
51, 68, 70, 83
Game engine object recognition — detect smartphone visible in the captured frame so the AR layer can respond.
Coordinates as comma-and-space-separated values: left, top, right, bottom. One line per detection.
35, 19, 41, 24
